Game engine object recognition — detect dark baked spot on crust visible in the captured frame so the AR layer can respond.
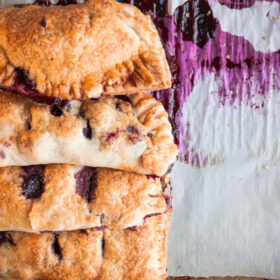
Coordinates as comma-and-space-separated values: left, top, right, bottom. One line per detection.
21, 165, 45, 199
115, 95, 132, 104
25, 121, 32, 131
0, 232, 15, 246
115, 95, 132, 111
51, 234, 62, 262
74, 167, 98, 203
39, 17, 46, 28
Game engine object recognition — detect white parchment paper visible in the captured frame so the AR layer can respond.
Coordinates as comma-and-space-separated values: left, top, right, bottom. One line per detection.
0, 0, 279, 278
168, 1, 280, 278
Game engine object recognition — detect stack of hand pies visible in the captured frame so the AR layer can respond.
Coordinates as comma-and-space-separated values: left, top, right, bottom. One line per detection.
0, 0, 178, 279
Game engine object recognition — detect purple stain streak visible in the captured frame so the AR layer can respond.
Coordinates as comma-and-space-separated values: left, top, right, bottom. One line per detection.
20, 166, 45, 199
74, 167, 98, 203
174, 0, 218, 48
218, 0, 280, 10
3, 142, 11, 148
0, 232, 15, 246
219, 0, 256, 9
0, 150, 6, 159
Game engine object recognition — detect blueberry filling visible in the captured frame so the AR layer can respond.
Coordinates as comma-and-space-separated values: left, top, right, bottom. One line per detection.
74, 167, 97, 203
95, 226, 107, 231
0, 232, 15, 246
147, 133, 154, 138
0, 67, 59, 104
144, 213, 161, 220
79, 109, 93, 140
146, 175, 158, 181
50, 105, 63, 117
82, 120, 93, 140
21, 165, 45, 199
101, 237, 105, 257
0, 150, 6, 159
127, 125, 139, 135
39, 17, 46, 27
127, 226, 137, 231
59, 100, 72, 111
80, 229, 88, 235
103, 131, 119, 144
51, 234, 62, 261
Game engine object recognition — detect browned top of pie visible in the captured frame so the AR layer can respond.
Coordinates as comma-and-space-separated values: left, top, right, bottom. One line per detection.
0, 213, 169, 280
0, 164, 169, 232
0, 0, 171, 100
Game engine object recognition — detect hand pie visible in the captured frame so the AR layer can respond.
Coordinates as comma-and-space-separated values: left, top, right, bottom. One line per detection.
0, 90, 177, 176
0, 164, 170, 232
0, 0, 171, 101
0, 214, 169, 280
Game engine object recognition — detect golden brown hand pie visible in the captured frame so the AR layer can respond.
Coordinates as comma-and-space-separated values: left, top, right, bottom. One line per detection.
0, 214, 169, 280
0, 0, 171, 100
0, 164, 170, 232
0, 90, 177, 176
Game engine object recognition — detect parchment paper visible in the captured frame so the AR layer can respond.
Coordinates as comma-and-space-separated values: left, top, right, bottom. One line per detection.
0, 0, 279, 278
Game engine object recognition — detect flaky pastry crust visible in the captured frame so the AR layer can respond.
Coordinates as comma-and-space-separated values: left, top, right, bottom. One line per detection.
0, 90, 177, 176
0, 214, 169, 280
0, 0, 171, 100
0, 164, 168, 232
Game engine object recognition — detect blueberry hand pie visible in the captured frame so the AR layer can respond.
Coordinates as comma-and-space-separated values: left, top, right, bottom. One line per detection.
0, 0, 171, 101
0, 214, 169, 280
0, 90, 177, 176
0, 164, 170, 232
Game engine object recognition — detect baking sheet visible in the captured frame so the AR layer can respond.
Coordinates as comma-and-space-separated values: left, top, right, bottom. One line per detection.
0, 0, 280, 278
